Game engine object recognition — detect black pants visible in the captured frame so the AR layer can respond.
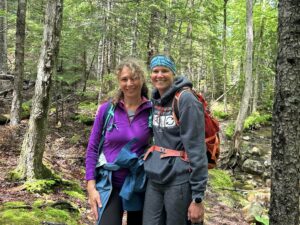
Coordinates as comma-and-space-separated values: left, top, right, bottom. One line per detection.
100, 188, 143, 225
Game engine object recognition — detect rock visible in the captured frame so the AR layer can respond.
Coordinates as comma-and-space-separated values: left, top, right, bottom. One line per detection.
242, 202, 264, 223
242, 159, 265, 175
251, 147, 262, 156
265, 179, 271, 187
242, 136, 251, 141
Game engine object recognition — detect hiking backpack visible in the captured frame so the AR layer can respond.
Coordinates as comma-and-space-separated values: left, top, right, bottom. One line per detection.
172, 87, 220, 169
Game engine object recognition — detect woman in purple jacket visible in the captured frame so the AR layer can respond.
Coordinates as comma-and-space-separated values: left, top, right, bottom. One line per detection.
85, 58, 152, 225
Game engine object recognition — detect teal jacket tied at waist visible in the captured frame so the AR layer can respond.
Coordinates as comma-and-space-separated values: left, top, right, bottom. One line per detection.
95, 139, 147, 224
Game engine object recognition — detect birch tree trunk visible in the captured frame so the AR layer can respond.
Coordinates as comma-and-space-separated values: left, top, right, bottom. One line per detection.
10, 0, 27, 125
232, 0, 253, 158
131, 11, 138, 56
269, 0, 300, 224
222, 0, 228, 112
0, 0, 7, 75
13, 0, 63, 180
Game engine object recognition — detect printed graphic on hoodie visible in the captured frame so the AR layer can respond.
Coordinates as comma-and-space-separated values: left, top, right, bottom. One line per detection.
153, 106, 176, 128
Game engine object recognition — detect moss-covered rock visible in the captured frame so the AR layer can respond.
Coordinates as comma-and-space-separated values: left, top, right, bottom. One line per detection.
208, 169, 248, 208
0, 202, 79, 225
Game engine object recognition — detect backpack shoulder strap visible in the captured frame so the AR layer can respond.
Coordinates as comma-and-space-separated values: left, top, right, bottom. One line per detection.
97, 100, 116, 155
172, 87, 194, 125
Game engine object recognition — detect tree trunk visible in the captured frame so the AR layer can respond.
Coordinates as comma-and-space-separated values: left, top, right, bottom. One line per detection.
163, 0, 176, 55
14, 0, 63, 180
131, 11, 138, 56
222, 0, 228, 112
146, 6, 160, 65
269, 0, 300, 224
232, 0, 253, 160
10, 0, 27, 125
252, 1, 266, 113
0, 0, 7, 75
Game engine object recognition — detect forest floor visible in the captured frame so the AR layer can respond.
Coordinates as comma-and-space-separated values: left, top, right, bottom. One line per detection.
0, 94, 253, 225
0, 118, 251, 225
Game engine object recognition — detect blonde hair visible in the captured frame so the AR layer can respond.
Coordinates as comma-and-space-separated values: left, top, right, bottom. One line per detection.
113, 58, 149, 103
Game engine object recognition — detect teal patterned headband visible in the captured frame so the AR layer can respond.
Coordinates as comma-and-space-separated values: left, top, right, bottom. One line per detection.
150, 55, 176, 75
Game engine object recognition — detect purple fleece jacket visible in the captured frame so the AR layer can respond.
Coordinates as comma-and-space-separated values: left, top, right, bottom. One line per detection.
85, 98, 152, 187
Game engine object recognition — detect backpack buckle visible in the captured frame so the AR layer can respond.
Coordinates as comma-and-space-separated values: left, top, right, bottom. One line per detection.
159, 147, 166, 153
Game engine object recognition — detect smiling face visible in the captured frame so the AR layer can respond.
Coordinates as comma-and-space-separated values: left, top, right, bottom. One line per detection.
151, 66, 174, 96
118, 66, 143, 99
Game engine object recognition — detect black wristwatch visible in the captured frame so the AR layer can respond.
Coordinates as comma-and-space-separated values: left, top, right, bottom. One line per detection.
192, 197, 202, 204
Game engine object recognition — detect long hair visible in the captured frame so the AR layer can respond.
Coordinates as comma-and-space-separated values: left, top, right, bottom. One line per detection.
113, 58, 149, 103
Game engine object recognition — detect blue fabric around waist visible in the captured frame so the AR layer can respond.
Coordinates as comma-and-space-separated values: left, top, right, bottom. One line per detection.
95, 139, 147, 224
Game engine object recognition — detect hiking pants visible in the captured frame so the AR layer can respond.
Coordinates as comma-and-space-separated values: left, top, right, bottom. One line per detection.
100, 187, 143, 225
143, 180, 192, 225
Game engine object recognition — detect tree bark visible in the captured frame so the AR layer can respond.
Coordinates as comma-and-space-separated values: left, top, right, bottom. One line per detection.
0, 0, 7, 75
269, 0, 300, 224
14, 0, 63, 180
222, 0, 228, 112
10, 0, 27, 125
232, 0, 253, 159
131, 11, 138, 56
146, 6, 161, 65
163, 0, 176, 55
252, 0, 266, 113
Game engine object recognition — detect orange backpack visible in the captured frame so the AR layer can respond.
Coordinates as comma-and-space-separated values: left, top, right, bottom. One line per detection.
172, 87, 220, 169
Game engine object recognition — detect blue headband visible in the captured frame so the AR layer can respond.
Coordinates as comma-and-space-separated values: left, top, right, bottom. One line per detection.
150, 55, 176, 75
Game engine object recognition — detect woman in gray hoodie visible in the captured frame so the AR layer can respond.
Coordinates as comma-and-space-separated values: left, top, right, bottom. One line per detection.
143, 55, 208, 225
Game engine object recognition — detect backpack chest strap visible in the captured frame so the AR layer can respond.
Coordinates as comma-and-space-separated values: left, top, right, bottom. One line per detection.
143, 145, 189, 162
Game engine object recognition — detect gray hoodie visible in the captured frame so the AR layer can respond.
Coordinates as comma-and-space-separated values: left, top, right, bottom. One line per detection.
144, 76, 208, 200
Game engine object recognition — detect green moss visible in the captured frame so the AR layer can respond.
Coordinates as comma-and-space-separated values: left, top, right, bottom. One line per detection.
63, 190, 85, 201
25, 179, 57, 193
209, 169, 233, 189
32, 199, 47, 208
7, 170, 23, 181
0, 206, 79, 225
209, 169, 248, 208
3, 201, 28, 208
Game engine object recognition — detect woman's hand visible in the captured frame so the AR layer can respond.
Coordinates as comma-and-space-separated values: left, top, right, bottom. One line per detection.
187, 201, 204, 224
87, 180, 102, 220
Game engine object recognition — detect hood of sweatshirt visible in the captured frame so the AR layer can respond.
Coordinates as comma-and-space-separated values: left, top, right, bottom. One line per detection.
152, 76, 193, 106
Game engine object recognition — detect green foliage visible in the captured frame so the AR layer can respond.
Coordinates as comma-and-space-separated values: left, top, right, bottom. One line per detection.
21, 100, 32, 119
255, 215, 269, 225
244, 112, 272, 130
225, 122, 235, 140
71, 114, 94, 125
213, 110, 230, 120
25, 179, 57, 194
78, 102, 98, 111
55, 72, 82, 86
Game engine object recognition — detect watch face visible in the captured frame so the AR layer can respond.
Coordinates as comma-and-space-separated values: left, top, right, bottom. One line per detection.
195, 198, 202, 203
